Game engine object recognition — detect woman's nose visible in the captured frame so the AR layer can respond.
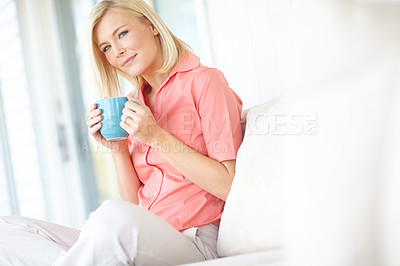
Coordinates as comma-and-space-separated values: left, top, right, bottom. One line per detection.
114, 46, 125, 57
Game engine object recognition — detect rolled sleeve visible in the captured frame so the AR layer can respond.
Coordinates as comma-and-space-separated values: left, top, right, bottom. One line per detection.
195, 69, 243, 162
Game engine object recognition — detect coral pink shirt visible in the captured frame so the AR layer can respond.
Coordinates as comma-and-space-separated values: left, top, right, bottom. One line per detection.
128, 51, 243, 231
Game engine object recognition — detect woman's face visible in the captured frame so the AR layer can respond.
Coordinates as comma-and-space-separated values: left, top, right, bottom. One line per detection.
94, 11, 162, 78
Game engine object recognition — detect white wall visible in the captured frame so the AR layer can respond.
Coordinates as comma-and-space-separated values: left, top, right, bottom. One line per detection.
196, 0, 283, 109
197, 0, 400, 106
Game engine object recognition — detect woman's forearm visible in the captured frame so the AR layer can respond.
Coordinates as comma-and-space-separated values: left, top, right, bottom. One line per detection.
152, 130, 235, 201
111, 145, 141, 204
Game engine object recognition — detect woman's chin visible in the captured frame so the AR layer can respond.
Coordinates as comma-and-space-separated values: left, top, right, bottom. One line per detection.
124, 68, 142, 78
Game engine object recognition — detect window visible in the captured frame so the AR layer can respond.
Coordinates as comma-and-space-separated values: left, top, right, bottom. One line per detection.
0, 0, 205, 221
0, 0, 100, 228
0, 0, 46, 219
0, 0, 204, 221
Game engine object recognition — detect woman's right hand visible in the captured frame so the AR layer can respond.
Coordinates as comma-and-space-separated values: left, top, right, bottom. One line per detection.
87, 103, 128, 152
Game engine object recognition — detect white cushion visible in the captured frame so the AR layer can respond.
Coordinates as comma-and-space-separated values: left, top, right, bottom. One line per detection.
217, 97, 284, 257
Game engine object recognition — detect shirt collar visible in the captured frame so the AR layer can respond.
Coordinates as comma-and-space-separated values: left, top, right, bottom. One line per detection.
168, 50, 200, 77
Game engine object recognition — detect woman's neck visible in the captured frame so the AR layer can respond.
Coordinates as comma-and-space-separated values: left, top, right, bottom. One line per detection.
141, 46, 169, 93
142, 71, 169, 93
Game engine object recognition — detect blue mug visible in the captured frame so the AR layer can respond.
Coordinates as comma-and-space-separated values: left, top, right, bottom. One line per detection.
96, 97, 129, 140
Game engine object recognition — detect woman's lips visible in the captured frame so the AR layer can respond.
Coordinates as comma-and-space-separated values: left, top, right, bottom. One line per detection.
122, 55, 136, 67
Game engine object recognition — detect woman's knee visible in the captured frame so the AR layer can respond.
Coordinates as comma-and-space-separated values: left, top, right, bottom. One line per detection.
85, 200, 149, 235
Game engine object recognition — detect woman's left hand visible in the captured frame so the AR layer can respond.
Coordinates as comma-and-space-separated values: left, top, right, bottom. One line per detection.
120, 96, 163, 146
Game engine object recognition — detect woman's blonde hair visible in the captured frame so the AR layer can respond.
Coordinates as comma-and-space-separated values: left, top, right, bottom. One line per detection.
88, 0, 188, 98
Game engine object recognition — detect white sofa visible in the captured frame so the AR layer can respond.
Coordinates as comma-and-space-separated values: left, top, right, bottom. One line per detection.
178, 1, 400, 265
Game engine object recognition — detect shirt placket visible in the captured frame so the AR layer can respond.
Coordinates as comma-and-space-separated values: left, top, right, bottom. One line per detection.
146, 88, 164, 211
145, 147, 164, 210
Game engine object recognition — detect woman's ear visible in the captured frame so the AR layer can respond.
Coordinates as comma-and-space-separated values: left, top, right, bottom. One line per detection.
150, 24, 159, 36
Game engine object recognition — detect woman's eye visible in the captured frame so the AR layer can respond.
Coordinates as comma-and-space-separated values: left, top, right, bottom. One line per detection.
118, 31, 127, 39
103, 45, 111, 52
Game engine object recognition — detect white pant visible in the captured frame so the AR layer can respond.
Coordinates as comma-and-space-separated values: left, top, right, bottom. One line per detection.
0, 200, 219, 266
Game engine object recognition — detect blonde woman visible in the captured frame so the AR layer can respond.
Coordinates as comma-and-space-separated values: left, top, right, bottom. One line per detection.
0, 0, 242, 265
